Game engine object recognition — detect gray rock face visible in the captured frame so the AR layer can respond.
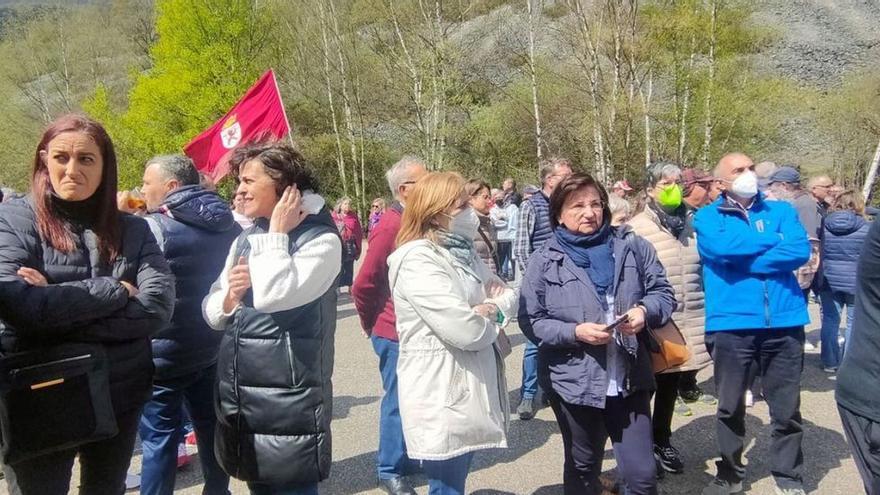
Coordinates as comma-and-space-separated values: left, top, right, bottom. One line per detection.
753, 0, 880, 87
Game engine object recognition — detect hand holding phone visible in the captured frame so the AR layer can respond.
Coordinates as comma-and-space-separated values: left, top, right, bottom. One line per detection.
603, 314, 630, 333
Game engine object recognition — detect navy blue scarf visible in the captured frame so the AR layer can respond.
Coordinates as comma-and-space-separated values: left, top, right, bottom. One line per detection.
554, 222, 615, 297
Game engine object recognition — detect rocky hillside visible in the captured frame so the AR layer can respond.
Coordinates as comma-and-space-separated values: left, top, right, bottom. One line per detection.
754, 0, 880, 87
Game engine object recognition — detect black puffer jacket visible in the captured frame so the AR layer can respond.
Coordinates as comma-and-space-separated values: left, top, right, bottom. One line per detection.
214, 211, 338, 485
0, 197, 175, 414
147, 185, 240, 380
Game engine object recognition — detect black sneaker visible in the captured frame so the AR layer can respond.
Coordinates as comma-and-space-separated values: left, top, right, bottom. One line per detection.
517, 398, 535, 420
654, 443, 684, 473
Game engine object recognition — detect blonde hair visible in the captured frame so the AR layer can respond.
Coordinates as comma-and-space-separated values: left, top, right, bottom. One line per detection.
830, 190, 866, 216
397, 172, 465, 246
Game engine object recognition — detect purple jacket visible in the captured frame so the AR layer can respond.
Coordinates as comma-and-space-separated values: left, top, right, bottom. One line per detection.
518, 226, 676, 408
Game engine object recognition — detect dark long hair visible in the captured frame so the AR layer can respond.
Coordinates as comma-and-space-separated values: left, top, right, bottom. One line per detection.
548, 173, 612, 230
32, 114, 120, 263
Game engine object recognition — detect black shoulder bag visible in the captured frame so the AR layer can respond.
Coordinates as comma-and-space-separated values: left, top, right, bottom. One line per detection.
0, 342, 117, 465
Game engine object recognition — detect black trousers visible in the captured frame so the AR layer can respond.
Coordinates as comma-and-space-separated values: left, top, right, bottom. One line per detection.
705, 327, 805, 489
838, 404, 880, 495
548, 391, 657, 495
652, 371, 682, 446
3, 408, 142, 495
496, 240, 513, 280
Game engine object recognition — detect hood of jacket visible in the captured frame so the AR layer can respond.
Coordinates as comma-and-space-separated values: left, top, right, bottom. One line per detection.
160, 185, 235, 233
825, 210, 868, 236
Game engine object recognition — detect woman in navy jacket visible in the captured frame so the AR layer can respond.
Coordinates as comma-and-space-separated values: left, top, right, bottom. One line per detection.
519, 173, 675, 495
819, 190, 871, 370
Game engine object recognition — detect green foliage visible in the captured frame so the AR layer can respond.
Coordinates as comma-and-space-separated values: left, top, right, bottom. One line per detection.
816, 71, 880, 189
0, 0, 869, 204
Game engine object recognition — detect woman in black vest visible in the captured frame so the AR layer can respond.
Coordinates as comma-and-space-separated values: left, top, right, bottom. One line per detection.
203, 143, 342, 495
0, 114, 175, 493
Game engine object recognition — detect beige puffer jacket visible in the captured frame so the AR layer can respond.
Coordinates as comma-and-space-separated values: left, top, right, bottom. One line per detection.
629, 207, 711, 373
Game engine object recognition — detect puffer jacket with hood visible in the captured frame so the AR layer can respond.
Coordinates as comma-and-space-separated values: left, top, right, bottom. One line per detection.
822, 210, 870, 295
146, 185, 241, 380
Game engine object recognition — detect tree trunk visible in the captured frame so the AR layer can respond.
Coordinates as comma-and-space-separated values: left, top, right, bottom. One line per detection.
701, 0, 717, 167
526, 0, 544, 167
678, 33, 697, 164
317, 1, 348, 196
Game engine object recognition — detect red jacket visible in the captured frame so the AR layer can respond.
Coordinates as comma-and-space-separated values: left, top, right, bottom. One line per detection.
352, 203, 402, 341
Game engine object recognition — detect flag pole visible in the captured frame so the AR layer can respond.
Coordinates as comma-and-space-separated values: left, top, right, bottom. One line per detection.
270, 69, 296, 148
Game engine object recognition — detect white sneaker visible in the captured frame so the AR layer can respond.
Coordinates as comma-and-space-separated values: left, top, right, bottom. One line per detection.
745, 390, 754, 408
804, 341, 816, 351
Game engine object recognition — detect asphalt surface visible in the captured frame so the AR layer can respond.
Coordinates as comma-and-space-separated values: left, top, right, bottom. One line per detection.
2, 298, 861, 494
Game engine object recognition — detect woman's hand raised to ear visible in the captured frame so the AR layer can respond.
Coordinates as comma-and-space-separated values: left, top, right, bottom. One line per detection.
269, 185, 309, 234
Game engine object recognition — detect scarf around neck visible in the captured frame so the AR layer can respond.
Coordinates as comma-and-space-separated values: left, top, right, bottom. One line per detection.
553, 222, 615, 297
435, 230, 476, 268
649, 200, 686, 239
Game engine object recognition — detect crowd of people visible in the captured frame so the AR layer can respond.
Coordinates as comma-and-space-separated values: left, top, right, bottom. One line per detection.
0, 113, 879, 495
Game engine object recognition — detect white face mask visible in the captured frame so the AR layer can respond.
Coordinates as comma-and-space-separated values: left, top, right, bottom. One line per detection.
730, 170, 758, 199
449, 207, 480, 239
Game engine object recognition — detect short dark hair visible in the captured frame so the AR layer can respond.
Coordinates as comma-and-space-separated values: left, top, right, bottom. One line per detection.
230, 143, 319, 196
548, 173, 611, 230
465, 179, 490, 197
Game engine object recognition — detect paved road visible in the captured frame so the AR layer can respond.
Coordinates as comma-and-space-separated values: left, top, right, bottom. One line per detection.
4, 299, 860, 494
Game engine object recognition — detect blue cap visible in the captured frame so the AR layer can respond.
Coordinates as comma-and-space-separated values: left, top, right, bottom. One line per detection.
768, 166, 800, 185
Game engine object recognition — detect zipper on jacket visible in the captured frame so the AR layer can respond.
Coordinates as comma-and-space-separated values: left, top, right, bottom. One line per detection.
763, 280, 771, 327
13, 354, 91, 374
233, 318, 242, 477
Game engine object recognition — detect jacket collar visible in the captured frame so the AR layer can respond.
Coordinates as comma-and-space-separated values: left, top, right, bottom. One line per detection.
717, 191, 767, 222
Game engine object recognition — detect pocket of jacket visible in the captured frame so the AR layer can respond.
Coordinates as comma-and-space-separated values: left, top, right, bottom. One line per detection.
866, 419, 880, 455
284, 332, 296, 387
445, 365, 468, 406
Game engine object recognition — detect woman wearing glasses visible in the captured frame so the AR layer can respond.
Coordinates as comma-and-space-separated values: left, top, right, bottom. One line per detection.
519, 173, 675, 495
368, 198, 387, 234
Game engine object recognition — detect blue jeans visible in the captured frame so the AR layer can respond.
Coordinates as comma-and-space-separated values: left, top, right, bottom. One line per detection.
423, 453, 473, 495
139, 364, 230, 495
247, 482, 318, 495
521, 340, 539, 400
371, 335, 412, 479
819, 290, 855, 369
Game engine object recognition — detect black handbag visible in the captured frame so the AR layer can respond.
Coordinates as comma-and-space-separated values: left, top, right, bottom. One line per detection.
0, 343, 117, 465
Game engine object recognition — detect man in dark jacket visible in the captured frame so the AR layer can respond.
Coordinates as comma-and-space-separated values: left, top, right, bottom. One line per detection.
352, 156, 427, 495
695, 153, 811, 495
134, 155, 240, 495
837, 216, 880, 495
512, 157, 572, 420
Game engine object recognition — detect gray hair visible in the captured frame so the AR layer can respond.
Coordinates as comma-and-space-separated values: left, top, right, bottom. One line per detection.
146, 155, 199, 186
385, 155, 427, 198
608, 194, 631, 217
645, 162, 682, 189
539, 157, 573, 184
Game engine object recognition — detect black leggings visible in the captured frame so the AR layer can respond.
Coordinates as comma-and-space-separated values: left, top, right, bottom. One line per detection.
652, 371, 682, 446
3, 408, 142, 495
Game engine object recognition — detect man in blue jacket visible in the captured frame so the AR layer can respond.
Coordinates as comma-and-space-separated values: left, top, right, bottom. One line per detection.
131, 155, 240, 495
695, 153, 811, 495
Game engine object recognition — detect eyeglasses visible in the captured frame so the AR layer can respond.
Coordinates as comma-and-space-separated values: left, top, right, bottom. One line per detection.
569, 202, 605, 213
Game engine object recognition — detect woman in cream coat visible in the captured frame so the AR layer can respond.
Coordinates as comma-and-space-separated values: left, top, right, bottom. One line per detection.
388, 171, 516, 495
629, 162, 711, 476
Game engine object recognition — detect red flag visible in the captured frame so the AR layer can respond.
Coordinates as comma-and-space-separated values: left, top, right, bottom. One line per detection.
184, 69, 291, 181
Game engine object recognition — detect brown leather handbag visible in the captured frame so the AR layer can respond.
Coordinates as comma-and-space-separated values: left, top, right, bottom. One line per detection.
646, 319, 691, 374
